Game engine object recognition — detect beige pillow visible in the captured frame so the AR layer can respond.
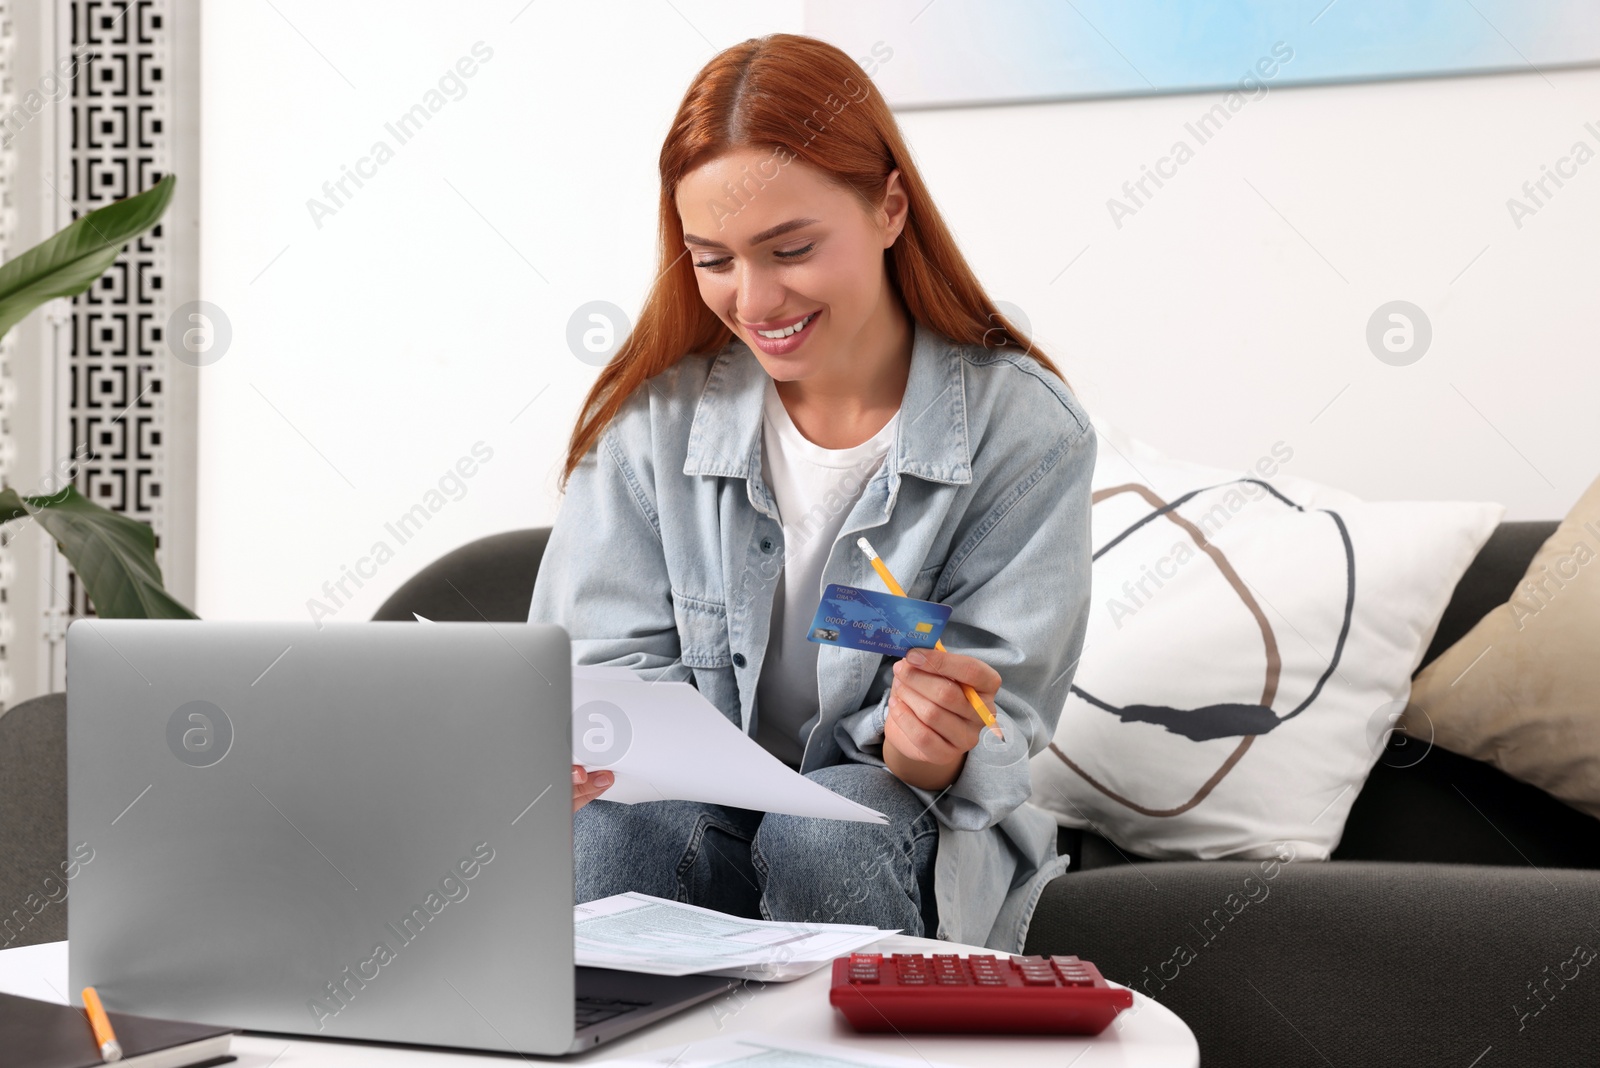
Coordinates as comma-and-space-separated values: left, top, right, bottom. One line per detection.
1400, 473, 1600, 819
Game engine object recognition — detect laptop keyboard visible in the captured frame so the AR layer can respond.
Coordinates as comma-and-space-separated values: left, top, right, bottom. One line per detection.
575, 994, 652, 1028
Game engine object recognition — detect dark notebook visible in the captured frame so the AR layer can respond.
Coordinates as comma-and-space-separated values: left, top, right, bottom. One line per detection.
0, 992, 236, 1068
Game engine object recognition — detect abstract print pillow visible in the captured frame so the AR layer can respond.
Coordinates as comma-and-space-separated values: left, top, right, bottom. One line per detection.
1028, 418, 1503, 860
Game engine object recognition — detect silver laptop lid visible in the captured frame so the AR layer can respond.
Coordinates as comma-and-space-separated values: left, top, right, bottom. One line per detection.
66, 619, 575, 1054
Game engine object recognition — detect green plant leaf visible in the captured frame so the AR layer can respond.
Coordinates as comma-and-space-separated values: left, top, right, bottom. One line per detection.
0, 484, 198, 619
0, 174, 176, 339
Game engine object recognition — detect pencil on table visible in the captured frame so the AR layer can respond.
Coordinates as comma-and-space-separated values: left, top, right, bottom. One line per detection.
82, 986, 123, 1062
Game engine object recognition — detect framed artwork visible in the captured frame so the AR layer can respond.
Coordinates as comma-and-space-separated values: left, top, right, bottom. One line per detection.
803, 0, 1600, 109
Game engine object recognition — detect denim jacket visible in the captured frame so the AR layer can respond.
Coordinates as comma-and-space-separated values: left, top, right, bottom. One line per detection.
528, 317, 1095, 953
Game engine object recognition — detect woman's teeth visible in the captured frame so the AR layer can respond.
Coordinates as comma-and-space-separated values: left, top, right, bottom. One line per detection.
756, 312, 816, 339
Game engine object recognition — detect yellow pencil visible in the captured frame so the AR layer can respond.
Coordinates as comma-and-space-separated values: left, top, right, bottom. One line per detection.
82, 986, 123, 1062
856, 537, 1004, 742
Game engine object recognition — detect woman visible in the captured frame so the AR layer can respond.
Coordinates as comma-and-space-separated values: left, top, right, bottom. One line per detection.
528, 33, 1094, 954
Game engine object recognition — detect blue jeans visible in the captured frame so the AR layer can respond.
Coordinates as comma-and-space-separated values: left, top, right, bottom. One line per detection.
574, 763, 940, 936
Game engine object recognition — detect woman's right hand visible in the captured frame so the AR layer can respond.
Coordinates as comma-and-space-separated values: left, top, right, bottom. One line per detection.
573, 764, 614, 813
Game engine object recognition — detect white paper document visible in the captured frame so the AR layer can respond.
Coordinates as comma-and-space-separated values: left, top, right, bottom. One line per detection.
585, 1031, 963, 1067
572, 665, 888, 823
573, 893, 894, 981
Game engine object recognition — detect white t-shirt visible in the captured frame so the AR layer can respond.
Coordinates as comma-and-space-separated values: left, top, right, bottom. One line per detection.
754, 377, 899, 768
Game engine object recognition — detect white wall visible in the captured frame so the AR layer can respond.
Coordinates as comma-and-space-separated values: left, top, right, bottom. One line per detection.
198, 2, 1599, 621
898, 64, 1600, 522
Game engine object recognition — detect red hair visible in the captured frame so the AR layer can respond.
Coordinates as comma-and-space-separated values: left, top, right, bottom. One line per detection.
560, 32, 1072, 490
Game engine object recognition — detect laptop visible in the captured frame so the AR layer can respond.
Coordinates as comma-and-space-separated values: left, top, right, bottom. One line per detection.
66, 619, 735, 1055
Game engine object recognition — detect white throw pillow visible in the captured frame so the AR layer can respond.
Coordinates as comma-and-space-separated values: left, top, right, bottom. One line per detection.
1028, 417, 1504, 860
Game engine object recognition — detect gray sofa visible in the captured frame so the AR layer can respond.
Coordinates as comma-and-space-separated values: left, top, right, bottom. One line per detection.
1026, 520, 1600, 1065
5, 521, 1596, 1064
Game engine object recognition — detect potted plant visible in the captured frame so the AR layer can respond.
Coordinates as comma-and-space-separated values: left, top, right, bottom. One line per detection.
0, 174, 196, 618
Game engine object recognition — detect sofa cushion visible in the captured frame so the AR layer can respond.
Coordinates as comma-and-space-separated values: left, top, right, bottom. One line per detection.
1415, 522, 1561, 671
1024, 859, 1600, 1068
1029, 417, 1503, 861
1401, 473, 1600, 820
0, 694, 68, 949
1336, 734, 1600, 867
370, 527, 549, 623
1059, 519, 1600, 870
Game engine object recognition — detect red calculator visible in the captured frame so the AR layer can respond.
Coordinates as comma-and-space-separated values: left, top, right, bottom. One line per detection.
829, 952, 1134, 1035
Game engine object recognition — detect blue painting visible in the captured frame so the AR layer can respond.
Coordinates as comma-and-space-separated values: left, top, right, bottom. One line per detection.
804, 0, 1600, 109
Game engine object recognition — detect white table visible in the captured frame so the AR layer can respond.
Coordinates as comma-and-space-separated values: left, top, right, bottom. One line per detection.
0, 937, 1198, 1066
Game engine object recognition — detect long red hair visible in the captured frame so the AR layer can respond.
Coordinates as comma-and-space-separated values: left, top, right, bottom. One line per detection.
560, 32, 1072, 490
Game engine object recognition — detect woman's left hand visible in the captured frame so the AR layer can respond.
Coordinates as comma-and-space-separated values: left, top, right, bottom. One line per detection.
886, 646, 1002, 770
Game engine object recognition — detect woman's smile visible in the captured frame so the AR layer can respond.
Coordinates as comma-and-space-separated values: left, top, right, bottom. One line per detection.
745, 309, 821, 357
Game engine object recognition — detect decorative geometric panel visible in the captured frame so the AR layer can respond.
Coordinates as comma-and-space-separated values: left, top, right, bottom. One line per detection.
60, 0, 173, 631
0, 1, 15, 703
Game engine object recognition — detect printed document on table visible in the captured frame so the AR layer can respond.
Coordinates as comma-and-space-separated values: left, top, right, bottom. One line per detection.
572, 665, 888, 823
574, 893, 894, 981
585, 1031, 964, 1067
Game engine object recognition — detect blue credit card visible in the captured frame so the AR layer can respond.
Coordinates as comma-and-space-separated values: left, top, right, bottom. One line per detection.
806, 583, 952, 657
